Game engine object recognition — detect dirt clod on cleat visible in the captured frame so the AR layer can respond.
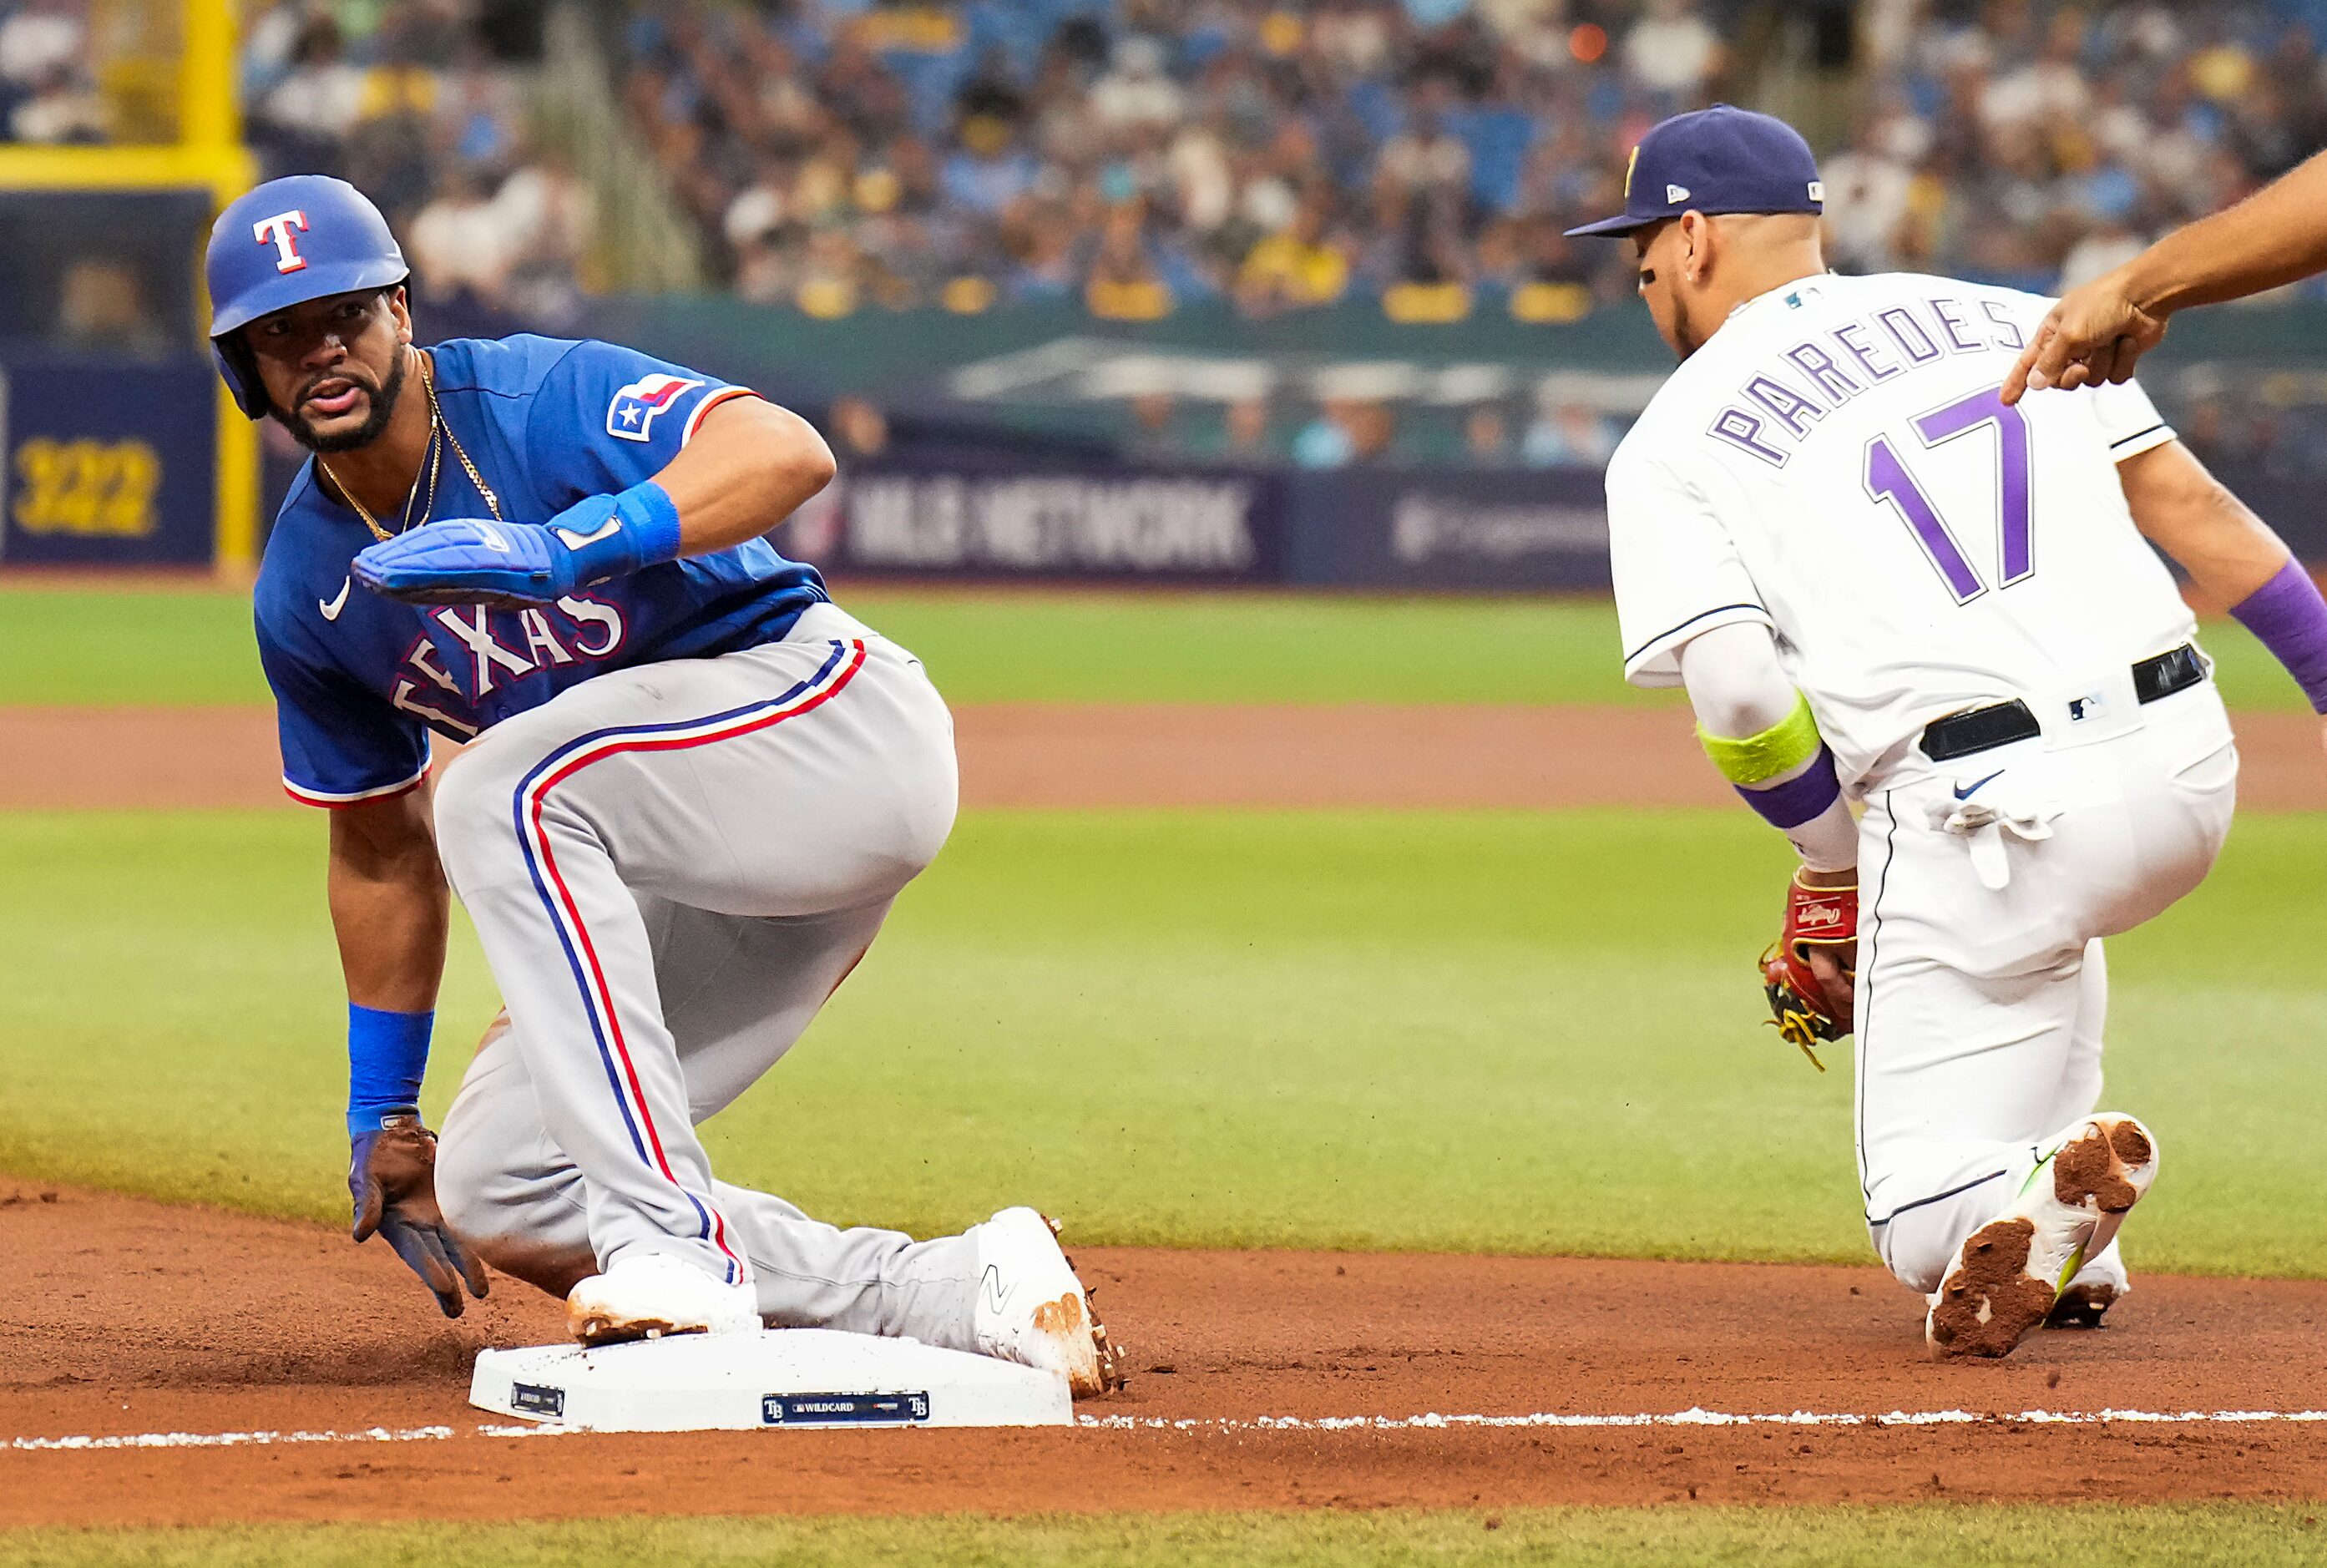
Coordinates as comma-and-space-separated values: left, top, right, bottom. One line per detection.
1929, 1218, 2058, 1358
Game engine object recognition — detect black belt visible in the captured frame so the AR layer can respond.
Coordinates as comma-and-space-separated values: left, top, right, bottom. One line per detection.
1920, 644, 2207, 763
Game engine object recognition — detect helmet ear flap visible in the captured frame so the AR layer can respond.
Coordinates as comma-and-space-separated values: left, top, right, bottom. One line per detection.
212, 331, 269, 420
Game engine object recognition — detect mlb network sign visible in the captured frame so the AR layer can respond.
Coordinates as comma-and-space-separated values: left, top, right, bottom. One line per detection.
812, 463, 1274, 580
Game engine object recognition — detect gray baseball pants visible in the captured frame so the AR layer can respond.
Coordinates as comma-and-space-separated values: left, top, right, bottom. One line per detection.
430, 603, 980, 1346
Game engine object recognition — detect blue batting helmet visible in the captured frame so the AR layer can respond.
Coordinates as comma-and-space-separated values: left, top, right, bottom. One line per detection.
207, 175, 409, 418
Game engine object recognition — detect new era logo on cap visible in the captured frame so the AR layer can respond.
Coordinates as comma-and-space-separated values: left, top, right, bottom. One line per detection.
1566, 104, 1824, 239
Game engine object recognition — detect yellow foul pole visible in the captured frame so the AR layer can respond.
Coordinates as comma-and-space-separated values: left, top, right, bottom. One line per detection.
185, 0, 261, 579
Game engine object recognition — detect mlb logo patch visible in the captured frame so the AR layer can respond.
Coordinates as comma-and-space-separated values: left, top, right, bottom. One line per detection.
606, 374, 701, 442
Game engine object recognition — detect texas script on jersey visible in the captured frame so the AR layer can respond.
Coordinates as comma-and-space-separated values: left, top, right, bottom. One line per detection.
387, 594, 626, 736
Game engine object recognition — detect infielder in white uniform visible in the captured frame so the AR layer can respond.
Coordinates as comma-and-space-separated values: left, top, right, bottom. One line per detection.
1571, 109, 2327, 1358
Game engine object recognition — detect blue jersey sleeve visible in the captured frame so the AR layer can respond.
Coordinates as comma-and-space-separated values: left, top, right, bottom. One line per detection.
255, 610, 430, 807
524, 340, 756, 512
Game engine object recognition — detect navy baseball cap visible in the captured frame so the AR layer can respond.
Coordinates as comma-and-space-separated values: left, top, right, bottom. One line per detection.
1566, 104, 1824, 238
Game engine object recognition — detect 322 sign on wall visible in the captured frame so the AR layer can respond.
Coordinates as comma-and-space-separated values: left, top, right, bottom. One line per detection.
11, 438, 162, 538
0, 356, 215, 566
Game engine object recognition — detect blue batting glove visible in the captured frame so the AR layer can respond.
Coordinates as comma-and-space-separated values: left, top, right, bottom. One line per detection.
352, 482, 683, 608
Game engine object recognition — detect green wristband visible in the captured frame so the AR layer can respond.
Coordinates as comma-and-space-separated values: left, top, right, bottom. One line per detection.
1699, 693, 1822, 786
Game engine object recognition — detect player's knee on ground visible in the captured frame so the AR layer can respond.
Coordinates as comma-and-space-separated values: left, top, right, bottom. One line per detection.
428, 1105, 503, 1259
433, 1110, 595, 1297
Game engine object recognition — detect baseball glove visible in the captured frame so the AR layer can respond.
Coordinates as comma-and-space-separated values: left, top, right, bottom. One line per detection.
1760, 871, 1859, 1072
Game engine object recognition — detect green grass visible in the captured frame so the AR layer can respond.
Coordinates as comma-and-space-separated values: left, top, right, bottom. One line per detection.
3, 808, 2321, 1276
3, 1507, 2324, 1568
0, 583, 2309, 710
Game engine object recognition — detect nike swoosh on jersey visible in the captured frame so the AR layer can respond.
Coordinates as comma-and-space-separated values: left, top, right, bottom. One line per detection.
553, 517, 623, 550
319, 577, 352, 620
1953, 769, 2006, 800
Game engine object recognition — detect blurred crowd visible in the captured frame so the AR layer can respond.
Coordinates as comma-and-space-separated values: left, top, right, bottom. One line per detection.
619, 0, 1726, 321
618, 0, 2327, 321
14, 0, 2327, 468
234, 0, 594, 326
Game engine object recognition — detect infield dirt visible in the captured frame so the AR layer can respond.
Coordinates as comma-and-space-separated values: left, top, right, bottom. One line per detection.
3, 1183, 2324, 1526
3, 703, 2325, 811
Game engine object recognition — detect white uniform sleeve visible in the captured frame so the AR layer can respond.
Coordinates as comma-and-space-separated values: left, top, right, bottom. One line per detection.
2092, 376, 2175, 463
1606, 445, 1773, 688
1676, 621, 1860, 873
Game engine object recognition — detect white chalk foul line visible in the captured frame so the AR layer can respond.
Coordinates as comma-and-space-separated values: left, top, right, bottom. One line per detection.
10, 1407, 2327, 1452
1075, 1406, 2327, 1433
8, 1425, 458, 1452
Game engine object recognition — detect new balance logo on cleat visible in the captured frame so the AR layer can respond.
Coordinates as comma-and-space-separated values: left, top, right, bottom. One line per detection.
979, 1265, 1016, 1319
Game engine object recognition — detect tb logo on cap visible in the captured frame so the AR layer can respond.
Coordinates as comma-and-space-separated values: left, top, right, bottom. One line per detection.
252, 210, 311, 274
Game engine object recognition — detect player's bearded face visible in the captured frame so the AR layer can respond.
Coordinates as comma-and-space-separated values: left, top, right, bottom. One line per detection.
247, 288, 412, 453
1634, 223, 1703, 362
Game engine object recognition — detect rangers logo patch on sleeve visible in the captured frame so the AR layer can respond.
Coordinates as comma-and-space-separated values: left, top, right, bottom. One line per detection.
606, 374, 702, 442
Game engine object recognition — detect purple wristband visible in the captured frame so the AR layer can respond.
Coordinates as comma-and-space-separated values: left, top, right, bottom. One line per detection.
1736, 746, 1843, 829
2229, 559, 2327, 714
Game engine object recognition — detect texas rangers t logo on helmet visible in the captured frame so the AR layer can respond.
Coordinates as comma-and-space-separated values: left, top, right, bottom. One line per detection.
253, 210, 311, 274
606, 374, 701, 442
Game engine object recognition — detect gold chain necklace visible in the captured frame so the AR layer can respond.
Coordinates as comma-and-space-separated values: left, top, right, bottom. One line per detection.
320, 351, 502, 542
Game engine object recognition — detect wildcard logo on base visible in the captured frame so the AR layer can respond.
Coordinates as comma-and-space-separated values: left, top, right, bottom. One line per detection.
606, 374, 701, 442
762, 1392, 931, 1426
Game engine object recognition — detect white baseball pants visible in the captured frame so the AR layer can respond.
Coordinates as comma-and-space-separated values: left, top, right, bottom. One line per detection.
1854, 676, 2238, 1293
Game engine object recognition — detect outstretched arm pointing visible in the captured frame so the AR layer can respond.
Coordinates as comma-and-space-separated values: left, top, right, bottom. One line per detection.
2003, 149, 2327, 404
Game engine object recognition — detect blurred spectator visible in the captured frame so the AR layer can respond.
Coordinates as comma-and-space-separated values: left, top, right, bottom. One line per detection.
1819, 116, 1914, 275
1090, 35, 1182, 129
2059, 214, 2147, 293
1126, 390, 1179, 458
408, 167, 515, 305
1237, 193, 1352, 313
827, 395, 890, 458
0, 0, 79, 87
1220, 395, 1273, 460
1464, 403, 1510, 463
1621, 0, 1725, 101
8, 63, 104, 143
255, 15, 364, 154
1520, 398, 1619, 470
1294, 397, 1394, 468
57, 258, 164, 356
1292, 415, 1352, 469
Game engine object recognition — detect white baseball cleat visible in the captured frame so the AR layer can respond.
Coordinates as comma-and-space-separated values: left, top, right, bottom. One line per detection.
1926, 1114, 2158, 1359
566, 1252, 761, 1347
968, 1206, 1127, 1399
2047, 1252, 2131, 1330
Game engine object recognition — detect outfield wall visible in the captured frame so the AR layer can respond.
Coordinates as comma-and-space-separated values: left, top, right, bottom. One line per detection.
15, 287, 2327, 578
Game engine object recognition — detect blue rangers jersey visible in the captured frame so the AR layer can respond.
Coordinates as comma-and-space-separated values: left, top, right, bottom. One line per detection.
252, 336, 829, 805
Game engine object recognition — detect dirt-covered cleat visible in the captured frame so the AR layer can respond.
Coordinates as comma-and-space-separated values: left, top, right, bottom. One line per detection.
565, 1252, 761, 1347
969, 1206, 1128, 1398
1927, 1114, 2158, 1360
2045, 1277, 2123, 1329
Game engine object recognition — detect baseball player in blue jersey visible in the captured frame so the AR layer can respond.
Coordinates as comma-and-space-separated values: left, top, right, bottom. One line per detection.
211, 175, 1123, 1396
